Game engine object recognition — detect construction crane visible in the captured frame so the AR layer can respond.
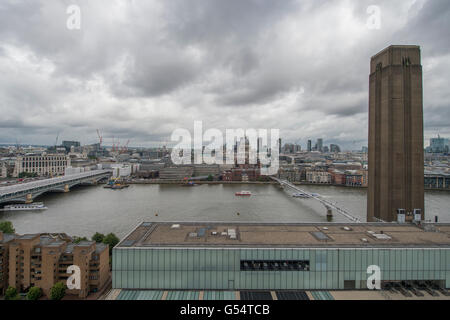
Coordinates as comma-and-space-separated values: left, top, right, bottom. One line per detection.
96, 129, 103, 147
55, 133, 60, 148
116, 139, 120, 153
15, 138, 21, 152
120, 139, 130, 154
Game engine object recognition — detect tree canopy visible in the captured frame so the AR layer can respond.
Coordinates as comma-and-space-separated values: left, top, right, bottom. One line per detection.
5, 286, 20, 300
50, 282, 66, 300
26, 286, 42, 300
92, 232, 105, 243
73, 236, 88, 244
103, 233, 119, 254
0, 221, 15, 234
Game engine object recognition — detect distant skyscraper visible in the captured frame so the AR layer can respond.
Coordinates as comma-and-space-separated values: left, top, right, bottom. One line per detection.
307, 140, 312, 152
316, 139, 323, 152
427, 135, 449, 153
368, 45, 424, 222
62, 140, 80, 151
330, 144, 341, 153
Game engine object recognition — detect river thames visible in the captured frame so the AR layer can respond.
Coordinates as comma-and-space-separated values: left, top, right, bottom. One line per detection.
1, 184, 449, 238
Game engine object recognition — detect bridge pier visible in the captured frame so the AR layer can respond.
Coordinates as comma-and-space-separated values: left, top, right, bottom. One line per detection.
25, 193, 33, 204
326, 208, 333, 222
64, 184, 70, 193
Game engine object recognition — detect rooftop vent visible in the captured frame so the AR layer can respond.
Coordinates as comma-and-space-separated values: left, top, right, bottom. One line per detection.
227, 229, 237, 240
343, 227, 352, 231
322, 227, 329, 230
311, 231, 332, 241
171, 224, 181, 229
188, 232, 198, 238
373, 233, 391, 240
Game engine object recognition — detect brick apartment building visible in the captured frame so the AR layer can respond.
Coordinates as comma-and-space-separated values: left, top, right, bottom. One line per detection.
0, 231, 109, 298
329, 169, 368, 187
345, 171, 364, 187
222, 167, 261, 182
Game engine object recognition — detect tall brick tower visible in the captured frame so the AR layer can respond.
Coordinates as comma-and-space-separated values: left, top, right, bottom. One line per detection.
367, 45, 424, 222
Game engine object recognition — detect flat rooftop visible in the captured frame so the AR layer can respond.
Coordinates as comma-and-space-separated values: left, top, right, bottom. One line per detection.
116, 222, 450, 249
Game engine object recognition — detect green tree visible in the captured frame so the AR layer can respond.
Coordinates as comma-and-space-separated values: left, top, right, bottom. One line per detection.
92, 232, 105, 243
207, 174, 214, 181
0, 221, 15, 234
5, 286, 20, 300
26, 286, 42, 300
18, 172, 38, 178
102, 233, 119, 254
73, 236, 88, 244
50, 282, 66, 300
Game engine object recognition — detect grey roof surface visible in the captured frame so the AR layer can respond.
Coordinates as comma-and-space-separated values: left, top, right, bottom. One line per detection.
116, 222, 450, 249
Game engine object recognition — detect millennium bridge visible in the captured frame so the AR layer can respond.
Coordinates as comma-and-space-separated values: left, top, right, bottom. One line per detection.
0, 170, 111, 204
270, 177, 361, 223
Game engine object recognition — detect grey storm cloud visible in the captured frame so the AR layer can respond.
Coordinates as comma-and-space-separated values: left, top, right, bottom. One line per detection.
0, 0, 449, 149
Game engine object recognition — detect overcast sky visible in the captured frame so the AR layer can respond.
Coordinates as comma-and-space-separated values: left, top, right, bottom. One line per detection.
0, 0, 449, 150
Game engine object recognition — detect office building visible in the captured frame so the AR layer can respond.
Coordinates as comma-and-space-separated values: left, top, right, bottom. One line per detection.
316, 139, 323, 152
159, 167, 194, 180
193, 165, 220, 177
330, 144, 341, 153
427, 136, 449, 154
307, 140, 312, 152
62, 141, 81, 152
13, 154, 71, 177
368, 45, 424, 222
112, 222, 450, 292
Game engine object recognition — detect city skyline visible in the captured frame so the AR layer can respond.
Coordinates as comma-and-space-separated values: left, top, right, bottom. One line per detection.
1, 0, 450, 150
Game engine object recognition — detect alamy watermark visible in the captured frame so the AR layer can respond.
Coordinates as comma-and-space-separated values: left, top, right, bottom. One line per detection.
66, 265, 81, 290
170, 121, 280, 176
367, 265, 381, 290
366, 5, 381, 30
66, 5, 81, 30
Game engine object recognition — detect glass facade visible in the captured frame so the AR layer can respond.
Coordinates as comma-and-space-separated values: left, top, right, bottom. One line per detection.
112, 248, 450, 290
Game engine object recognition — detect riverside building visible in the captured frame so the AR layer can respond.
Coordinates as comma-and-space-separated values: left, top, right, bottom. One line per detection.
0, 231, 109, 298
112, 222, 450, 292
13, 154, 71, 177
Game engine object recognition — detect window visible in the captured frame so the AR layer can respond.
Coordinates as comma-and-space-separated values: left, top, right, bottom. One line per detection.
240, 260, 310, 271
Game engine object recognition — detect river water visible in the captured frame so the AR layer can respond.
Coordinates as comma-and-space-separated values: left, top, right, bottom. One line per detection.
1, 184, 449, 238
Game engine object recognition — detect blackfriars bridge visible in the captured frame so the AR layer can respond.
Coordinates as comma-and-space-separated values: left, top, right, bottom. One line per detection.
0, 170, 111, 204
